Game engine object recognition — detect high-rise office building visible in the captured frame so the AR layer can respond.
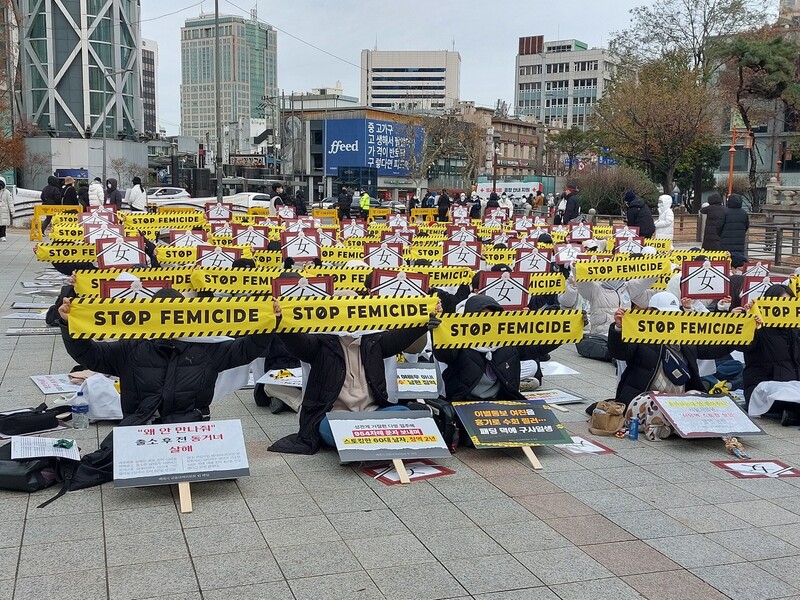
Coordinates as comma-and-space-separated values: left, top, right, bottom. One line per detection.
360, 50, 460, 112
141, 38, 158, 136
17, 0, 147, 187
515, 36, 618, 129
180, 12, 278, 148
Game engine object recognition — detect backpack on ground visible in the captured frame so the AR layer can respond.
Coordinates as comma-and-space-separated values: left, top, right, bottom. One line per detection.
575, 334, 612, 362
588, 400, 626, 436
0, 443, 77, 493
0, 403, 72, 436
406, 398, 459, 453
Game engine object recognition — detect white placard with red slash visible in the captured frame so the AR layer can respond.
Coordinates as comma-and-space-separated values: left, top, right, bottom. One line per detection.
95, 236, 146, 268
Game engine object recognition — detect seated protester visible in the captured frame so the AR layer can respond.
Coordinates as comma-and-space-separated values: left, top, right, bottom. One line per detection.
454, 264, 513, 313
604, 292, 730, 439
734, 284, 800, 424
57, 289, 279, 422
434, 295, 560, 401
703, 275, 745, 391
267, 302, 438, 455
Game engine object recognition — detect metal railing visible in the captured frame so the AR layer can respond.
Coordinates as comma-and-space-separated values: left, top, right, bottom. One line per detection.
746, 224, 800, 270
589, 213, 702, 245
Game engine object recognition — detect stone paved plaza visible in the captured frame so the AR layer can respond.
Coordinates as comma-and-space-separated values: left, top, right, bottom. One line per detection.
2, 228, 800, 600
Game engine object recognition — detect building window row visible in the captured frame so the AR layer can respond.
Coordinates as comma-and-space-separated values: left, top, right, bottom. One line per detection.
371, 93, 445, 99
573, 78, 598, 88
518, 82, 541, 91
371, 76, 445, 81
546, 80, 569, 91
371, 67, 446, 73
574, 60, 598, 72
547, 62, 570, 74
545, 44, 573, 53
372, 85, 446, 90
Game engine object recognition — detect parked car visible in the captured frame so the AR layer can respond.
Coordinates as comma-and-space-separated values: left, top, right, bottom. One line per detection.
147, 187, 191, 200
311, 197, 338, 210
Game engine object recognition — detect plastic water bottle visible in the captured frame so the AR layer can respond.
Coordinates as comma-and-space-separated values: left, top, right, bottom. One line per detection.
72, 391, 90, 430
629, 417, 639, 440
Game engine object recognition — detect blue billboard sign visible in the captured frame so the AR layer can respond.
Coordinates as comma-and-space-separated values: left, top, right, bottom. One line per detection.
324, 118, 422, 177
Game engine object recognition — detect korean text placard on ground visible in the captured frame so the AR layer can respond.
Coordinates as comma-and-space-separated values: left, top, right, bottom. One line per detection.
327, 411, 450, 462
453, 400, 571, 448
651, 393, 762, 438
113, 420, 249, 487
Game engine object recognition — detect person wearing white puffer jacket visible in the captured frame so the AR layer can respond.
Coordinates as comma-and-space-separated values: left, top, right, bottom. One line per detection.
654, 194, 674, 240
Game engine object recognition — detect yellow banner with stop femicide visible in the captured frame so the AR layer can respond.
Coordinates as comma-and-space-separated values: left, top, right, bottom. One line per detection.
433, 311, 583, 349
277, 296, 436, 333
621, 309, 756, 345
67, 296, 277, 339
574, 257, 671, 282
35, 243, 96, 263
751, 298, 800, 328
73, 267, 195, 296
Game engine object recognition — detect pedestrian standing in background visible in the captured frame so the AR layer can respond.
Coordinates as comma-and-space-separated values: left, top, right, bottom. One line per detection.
61, 177, 79, 206
718, 193, 749, 257
77, 181, 90, 209
40, 175, 63, 230
88, 177, 104, 207
653, 194, 675, 240
624, 190, 656, 238
436, 189, 450, 222
700, 192, 726, 251
126, 176, 148, 212
0, 177, 14, 241
105, 178, 123, 210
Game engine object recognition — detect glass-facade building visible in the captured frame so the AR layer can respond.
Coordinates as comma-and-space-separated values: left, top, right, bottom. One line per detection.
180, 14, 278, 147
20, 0, 142, 138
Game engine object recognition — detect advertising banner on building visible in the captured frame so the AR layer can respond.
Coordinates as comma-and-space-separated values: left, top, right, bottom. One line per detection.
324, 118, 423, 177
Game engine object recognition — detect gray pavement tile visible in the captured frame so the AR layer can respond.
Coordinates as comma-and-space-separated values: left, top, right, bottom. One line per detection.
0, 548, 16, 581
283, 450, 346, 473
614, 447, 675, 466
391, 502, 473, 533
311, 487, 387, 514
14, 568, 107, 600
644, 461, 726, 484
455, 497, 534, 526
178, 497, 255, 528
644, 534, 745, 568
185, 522, 267, 557
18, 538, 104, 578
442, 554, 542, 595
23, 510, 103, 544
347, 533, 434, 569
101, 483, 176, 513
103, 504, 180, 537
108, 558, 199, 600
295, 467, 368, 492
691, 562, 799, 600
516, 492, 597, 520
137, 594, 203, 600
272, 540, 362, 579
177, 479, 241, 501
416, 525, 506, 560
105, 530, 189, 567
26, 488, 102, 518
706, 528, 800, 561
472, 589, 560, 600
192, 549, 284, 590
371, 481, 447, 509
203, 581, 294, 600
484, 473, 564, 497
581, 540, 680, 576
369, 562, 467, 600
427, 476, 507, 502
728, 477, 800, 499
540, 469, 618, 492
569, 488, 655, 514
544, 514, 635, 545
550, 577, 645, 600
0, 520, 23, 549
288, 571, 384, 600
718, 498, 800, 527
663, 504, 752, 534
606, 509, 695, 539
483, 519, 570, 553
764, 522, 800, 548
756, 555, 800, 588
626, 483, 705, 509
245, 491, 322, 521
595, 464, 668, 486
769, 495, 800, 516
514, 546, 613, 585
259, 514, 341, 548
674, 479, 760, 503
457, 449, 536, 476
328, 508, 410, 539
623, 570, 731, 600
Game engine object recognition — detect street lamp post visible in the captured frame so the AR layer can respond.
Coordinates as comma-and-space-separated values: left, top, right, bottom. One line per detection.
214, 0, 224, 203
491, 133, 501, 192
727, 127, 753, 197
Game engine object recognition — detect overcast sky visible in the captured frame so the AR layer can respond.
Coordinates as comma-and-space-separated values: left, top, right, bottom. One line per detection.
140, 0, 644, 134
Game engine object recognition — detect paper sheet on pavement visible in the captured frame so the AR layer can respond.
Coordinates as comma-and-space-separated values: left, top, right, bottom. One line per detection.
256, 368, 303, 387
10, 436, 80, 461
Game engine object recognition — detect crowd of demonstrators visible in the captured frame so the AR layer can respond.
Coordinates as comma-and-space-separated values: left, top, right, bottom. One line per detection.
35, 181, 800, 486
0, 177, 13, 241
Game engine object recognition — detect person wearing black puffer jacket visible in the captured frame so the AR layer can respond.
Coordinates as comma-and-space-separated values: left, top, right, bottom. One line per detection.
623, 191, 655, 238
433, 295, 560, 402
700, 192, 726, 251
40, 175, 63, 230
718, 194, 749, 256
